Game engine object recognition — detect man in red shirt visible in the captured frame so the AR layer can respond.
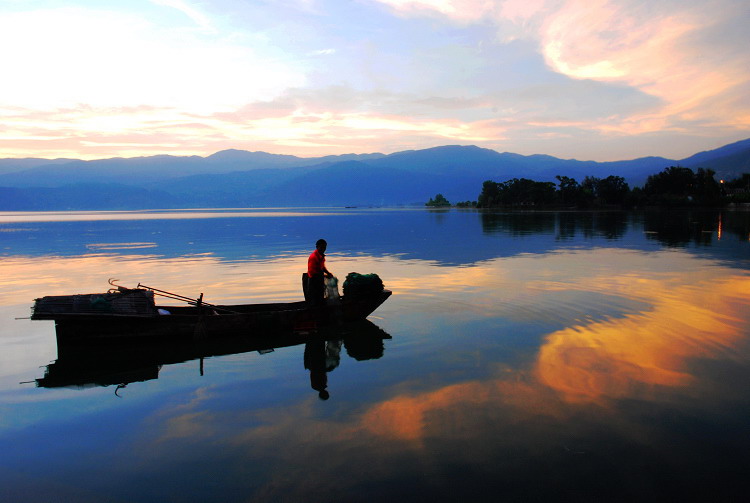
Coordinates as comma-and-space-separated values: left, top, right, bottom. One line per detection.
307, 239, 332, 306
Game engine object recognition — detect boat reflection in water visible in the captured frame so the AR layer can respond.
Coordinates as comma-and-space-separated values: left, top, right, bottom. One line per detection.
35, 320, 391, 394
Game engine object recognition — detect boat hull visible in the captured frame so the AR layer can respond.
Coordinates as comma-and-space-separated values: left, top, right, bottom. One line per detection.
48, 290, 392, 342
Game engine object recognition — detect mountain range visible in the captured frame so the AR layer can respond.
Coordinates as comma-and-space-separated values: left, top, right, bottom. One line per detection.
1, 138, 749, 210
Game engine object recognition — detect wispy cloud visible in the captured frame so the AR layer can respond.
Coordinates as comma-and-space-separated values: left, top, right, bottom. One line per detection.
370, 0, 750, 152
309, 48, 336, 56
537, 1, 745, 130
149, 0, 214, 30
376, 0, 498, 23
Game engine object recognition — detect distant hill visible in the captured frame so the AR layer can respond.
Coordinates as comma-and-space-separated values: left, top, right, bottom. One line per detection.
680, 138, 750, 181
0, 157, 77, 176
0, 151, 385, 188
0, 184, 179, 211
251, 161, 456, 206
0, 139, 747, 209
367, 145, 673, 187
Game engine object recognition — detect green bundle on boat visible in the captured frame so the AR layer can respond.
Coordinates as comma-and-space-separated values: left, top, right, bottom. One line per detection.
343, 273, 384, 298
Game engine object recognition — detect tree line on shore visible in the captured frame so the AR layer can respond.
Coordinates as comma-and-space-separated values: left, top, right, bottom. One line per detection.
425, 167, 750, 208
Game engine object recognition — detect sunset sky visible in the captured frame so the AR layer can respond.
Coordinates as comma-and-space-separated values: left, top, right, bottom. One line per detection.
2, 0, 749, 161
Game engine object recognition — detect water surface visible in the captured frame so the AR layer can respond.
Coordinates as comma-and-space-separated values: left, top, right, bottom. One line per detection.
1, 208, 749, 501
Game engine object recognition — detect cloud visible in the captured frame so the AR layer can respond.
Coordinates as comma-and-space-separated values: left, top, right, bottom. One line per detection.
499, 0, 548, 23
538, 2, 741, 127
370, 0, 750, 146
376, 0, 499, 23
0, 7, 305, 112
527, 1, 749, 135
149, 0, 214, 30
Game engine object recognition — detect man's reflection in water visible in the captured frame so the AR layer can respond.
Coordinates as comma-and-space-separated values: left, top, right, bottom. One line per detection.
304, 339, 342, 400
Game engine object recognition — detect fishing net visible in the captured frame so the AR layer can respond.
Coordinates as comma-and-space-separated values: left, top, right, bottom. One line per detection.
342, 272, 384, 298
325, 276, 340, 300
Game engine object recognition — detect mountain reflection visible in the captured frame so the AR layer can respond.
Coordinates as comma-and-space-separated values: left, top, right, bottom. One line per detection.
2, 209, 748, 268
36, 320, 390, 391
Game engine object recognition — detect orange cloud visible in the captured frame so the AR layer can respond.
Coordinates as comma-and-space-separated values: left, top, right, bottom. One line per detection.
373, 0, 750, 144
538, 0, 749, 134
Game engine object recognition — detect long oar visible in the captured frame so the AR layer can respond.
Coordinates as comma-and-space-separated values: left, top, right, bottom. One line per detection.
137, 283, 239, 314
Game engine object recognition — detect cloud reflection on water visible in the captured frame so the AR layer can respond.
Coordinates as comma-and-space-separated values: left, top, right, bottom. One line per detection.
536, 272, 750, 403
127, 246, 750, 449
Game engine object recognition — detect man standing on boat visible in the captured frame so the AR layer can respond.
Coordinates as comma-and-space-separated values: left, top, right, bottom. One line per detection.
307, 239, 333, 306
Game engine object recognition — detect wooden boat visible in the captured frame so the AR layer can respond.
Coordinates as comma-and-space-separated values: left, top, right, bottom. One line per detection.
31, 280, 392, 342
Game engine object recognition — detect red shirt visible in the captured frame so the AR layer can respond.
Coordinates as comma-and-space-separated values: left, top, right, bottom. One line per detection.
308, 249, 326, 277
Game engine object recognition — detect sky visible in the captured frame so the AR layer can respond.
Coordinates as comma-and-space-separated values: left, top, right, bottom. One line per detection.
1, 0, 749, 162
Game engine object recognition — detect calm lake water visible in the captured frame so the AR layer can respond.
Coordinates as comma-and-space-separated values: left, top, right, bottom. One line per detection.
1, 208, 749, 502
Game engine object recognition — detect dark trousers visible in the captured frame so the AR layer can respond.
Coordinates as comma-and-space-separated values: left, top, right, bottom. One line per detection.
303, 273, 325, 306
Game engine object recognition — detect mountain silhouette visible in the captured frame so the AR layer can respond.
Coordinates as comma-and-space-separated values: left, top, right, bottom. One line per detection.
0, 139, 748, 209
